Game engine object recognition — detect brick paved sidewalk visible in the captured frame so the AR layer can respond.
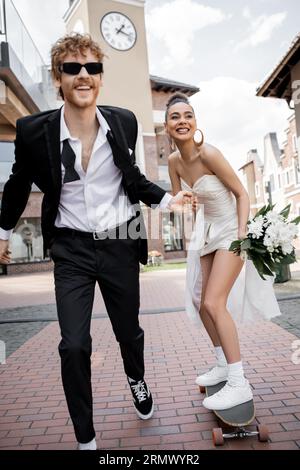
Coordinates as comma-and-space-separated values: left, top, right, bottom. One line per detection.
0, 312, 300, 450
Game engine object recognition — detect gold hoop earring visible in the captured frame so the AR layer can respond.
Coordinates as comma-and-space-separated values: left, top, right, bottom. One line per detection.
193, 129, 204, 147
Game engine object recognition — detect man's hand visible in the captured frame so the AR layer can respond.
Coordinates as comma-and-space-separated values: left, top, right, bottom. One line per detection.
0, 239, 11, 264
169, 190, 193, 212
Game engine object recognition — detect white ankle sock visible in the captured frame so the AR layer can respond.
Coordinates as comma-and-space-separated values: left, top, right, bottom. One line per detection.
227, 361, 246, 386
215, 346, 227, 367
78, 437, 97, 450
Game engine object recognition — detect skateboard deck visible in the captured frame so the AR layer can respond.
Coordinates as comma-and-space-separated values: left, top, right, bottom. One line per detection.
205, 381, 255, 426
200, 381, 269, 445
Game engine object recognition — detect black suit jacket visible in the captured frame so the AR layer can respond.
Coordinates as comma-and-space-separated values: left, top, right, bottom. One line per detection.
0, 105, 167, 264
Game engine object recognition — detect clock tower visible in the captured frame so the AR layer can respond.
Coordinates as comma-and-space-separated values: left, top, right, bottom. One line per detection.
63, 0, 154, 175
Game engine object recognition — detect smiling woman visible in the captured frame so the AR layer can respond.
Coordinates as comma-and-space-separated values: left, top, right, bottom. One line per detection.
164, 91, 281, 413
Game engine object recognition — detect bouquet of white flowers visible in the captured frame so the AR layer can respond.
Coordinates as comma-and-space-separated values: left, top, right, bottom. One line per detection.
229, 204, 300, 280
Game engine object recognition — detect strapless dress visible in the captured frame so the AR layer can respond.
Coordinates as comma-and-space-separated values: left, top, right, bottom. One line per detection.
181, 174, 281, 326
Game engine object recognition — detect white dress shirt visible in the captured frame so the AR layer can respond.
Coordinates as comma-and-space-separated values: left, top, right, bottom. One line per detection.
0, 107, 172, 239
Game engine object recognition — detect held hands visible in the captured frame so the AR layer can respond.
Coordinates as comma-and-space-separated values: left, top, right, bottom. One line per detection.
0, 239, 11, 264
169, 190, 193, 212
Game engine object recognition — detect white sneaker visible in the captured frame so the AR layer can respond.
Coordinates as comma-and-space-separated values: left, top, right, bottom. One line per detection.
78, 437, 97, 450
202, 380, 253, 410
195, 365, 228, 387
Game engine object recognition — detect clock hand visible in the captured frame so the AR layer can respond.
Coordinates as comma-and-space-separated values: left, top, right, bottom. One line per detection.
118, 30, 133, 39
116, 24, 125, 34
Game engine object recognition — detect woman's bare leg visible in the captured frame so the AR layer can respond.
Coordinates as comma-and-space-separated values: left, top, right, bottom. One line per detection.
199, 252, 221, 347
203, 250, 244, 364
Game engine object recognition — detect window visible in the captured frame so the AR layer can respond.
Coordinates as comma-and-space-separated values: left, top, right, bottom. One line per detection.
158, 165, 169, 182
278, 174, 281, 188
255, 182, 260, 198
9, 218, 46, 263
283, 167, 295, 187
162, 212, 183, 252
269, 174, 275, 191
283, 170, 290, 187
292, 134, 298, 154
0, 142, 14, 183
289, 168, 295, 185
295, 160, 300, 185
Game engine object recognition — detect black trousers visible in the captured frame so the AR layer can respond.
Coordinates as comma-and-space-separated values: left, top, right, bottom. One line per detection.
50, 223, 144, 443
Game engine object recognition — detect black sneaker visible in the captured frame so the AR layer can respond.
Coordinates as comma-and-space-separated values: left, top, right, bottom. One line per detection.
127, 377, 154, 420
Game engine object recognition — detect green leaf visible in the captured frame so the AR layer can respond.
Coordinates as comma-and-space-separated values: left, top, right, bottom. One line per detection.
241, 238, 251, 250
279, 204, 291, 219
249, 250, 277, 279
262, 263, 274, 277
229, 240, 242, 252
263, 257, 276, 272
290, 216, 300, 226
280, 252, 296, 265
254, 205, 268, 219
251, 256, 267, 280
249, 246, 267, 254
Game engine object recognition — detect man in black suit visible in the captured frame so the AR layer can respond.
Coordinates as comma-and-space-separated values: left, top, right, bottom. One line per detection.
0, 34, 191, 449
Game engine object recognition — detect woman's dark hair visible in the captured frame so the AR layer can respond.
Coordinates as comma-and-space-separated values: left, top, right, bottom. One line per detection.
165, 92, 194, 121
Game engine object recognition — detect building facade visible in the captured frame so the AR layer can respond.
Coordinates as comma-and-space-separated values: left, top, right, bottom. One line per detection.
0, 0, 58, 275
239, 113, 300, 253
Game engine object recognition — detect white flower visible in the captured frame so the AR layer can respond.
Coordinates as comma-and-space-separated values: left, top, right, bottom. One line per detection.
287, 223, 298, 239
265, 210, 284, 225
263, 218, 297, 251
248, 215, 264, 238
281, 242, 293, 255
263, 235, 274, 248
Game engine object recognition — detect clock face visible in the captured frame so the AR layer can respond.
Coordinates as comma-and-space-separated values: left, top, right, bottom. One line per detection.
100, 12, 137, 51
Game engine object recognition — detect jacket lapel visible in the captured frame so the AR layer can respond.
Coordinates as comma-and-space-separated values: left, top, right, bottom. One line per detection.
99, 106, 140, 185
99, 106, 132, 163
44, 108, 62, 197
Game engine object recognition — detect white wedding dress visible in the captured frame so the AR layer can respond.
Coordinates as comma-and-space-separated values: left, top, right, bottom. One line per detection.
181, 174, 281, 327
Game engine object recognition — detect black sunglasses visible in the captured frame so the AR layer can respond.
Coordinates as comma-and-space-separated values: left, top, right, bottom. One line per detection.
58, 62, 103, 75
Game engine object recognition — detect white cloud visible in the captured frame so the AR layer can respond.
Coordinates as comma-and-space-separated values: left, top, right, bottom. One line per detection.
190, 76, 290, 172
236, 10, 287, 51
146, 0, 230, 71
242, 7, 251, 20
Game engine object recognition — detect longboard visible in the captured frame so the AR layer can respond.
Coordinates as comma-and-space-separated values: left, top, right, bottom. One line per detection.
199, 381, 269, 446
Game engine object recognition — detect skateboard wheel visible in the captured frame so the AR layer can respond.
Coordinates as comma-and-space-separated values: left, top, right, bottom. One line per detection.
212, 427, 224, 446
199, 386, 206, 393
257, 424, 269, 442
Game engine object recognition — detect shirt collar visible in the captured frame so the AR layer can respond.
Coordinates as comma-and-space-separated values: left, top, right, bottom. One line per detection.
60, 105, 111, 142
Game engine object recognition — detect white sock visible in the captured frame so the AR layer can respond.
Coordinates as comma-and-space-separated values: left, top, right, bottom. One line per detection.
227, 361, 246, 387
78, 437, 97, 450
215, 346, 227, 367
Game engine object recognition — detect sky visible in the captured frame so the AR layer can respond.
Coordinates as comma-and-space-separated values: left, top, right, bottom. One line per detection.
11, 0, 300, 170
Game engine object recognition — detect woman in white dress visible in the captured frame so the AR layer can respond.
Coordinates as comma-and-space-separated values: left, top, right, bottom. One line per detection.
165, 93, 281, 410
